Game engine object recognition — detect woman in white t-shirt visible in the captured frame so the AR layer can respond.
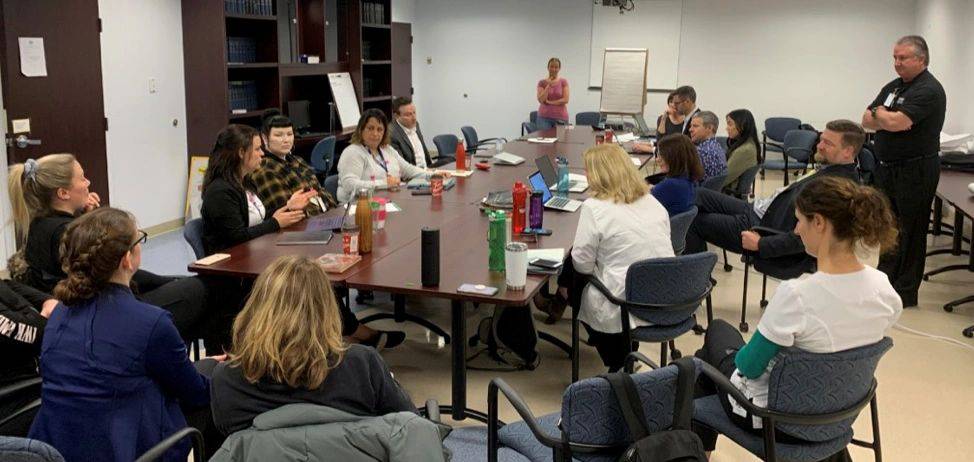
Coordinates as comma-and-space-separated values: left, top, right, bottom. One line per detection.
695, 176, 902, 458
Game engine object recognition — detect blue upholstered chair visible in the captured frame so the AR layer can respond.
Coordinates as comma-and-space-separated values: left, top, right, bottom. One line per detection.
700, 173, 728, 192
570, 252, 717, 382
182, 218, 206, 259
775, 129, 818, 186
310, 135, 337, 178
716, 136, 729, 151
574, 112, 601, 127
693, 338, 892, 462
720, 164, 763, 272
433, 134, 459, 163
669, 206, 698, 256
323, 174, 340, 203
134, 427, 204, 462
857, 145, 877, 185
443, 358, 700, 462
0, 436, 65, 462
760, 117, 801, 178
461, 126, 507, 153
529, 111, 538, 124
521, 122, 538, 136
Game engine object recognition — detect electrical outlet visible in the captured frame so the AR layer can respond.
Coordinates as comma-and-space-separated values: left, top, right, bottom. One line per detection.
148, 78, 157, 94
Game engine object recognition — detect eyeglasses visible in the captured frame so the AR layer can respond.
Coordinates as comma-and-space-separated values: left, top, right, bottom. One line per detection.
131, 230, 148, 249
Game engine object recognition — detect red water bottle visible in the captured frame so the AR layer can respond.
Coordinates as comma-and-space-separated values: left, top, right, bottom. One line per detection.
605, 128, 614, 143
512, 181, 527, 235
455, 134, 467, 171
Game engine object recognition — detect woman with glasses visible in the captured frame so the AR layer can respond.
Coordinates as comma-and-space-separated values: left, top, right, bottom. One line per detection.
28, 207, 217, 462
7, 154, 208, 342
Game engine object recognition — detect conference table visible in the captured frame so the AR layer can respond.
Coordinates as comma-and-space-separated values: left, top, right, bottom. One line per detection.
925, 170, 974, 337
188, 125, 655, 420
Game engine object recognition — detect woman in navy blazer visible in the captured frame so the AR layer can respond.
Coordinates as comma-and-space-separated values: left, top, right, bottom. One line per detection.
650, 134, 704, 216
28, 208, 211, 462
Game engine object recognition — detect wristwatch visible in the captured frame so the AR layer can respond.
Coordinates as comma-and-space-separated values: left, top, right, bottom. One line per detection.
870, 106, 879, 119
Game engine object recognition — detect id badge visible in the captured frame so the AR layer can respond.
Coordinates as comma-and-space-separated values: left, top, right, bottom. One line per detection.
883, 92, 896, 108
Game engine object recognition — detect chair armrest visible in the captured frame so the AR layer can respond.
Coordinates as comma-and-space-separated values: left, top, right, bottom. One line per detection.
696, 362, 876, 426
135, 427, 204, 462
476, 137, 508, 145
624, 351, 660, 373
584, 274, 712, 312
0, 377, 41, 400
488, 378, 561, 447
750, 226, 784, 237
424, 399, 441, 423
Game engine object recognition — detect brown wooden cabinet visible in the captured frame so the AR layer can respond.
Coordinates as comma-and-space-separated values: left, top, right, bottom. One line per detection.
181, 0, 409, 159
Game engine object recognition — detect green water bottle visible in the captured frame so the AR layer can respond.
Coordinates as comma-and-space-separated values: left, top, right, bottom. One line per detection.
488, 210, 506, 271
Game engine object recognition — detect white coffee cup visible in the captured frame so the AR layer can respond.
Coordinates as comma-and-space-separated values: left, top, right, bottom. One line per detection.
505, 242, 528, 290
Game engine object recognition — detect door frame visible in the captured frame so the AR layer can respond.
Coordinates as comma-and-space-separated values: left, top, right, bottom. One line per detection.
0, 60, 17, 269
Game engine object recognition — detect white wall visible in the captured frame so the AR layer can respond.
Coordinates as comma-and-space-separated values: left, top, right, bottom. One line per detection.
412, 0, 917, 141
391, 0, 416, 24
916, 0, 974, 134
0, 57, 15, 269
100, 0, 188, 228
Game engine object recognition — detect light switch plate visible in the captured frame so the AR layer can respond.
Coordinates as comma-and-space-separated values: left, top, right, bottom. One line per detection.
11, 118, 30, 134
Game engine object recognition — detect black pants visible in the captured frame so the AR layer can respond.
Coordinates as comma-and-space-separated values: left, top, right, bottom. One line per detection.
184, 359, 224, 460
686, 188, 760, 254
334, 287, 361, 337
693, 320, 851, 461
875, 155, 940, 306
133, 270, 208, 342
559, 258, 635, 372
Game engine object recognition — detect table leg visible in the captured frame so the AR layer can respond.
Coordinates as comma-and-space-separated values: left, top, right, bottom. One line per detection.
451, 299, 467, 421
931, 197, 944, 236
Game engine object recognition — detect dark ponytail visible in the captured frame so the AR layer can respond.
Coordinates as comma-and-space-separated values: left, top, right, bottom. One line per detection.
795, 176, 898, 252
54, 208, 137, 306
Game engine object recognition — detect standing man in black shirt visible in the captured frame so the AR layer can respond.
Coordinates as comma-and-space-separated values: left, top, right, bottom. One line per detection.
862, 35, 946, 307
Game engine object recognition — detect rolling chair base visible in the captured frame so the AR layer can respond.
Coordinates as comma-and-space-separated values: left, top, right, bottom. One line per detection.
358, 294, 452, 344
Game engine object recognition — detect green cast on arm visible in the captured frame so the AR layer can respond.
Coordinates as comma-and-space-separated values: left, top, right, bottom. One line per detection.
734, 330, 782, 379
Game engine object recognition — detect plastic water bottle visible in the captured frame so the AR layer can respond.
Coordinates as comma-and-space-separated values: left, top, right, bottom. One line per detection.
556, 157, 570, 199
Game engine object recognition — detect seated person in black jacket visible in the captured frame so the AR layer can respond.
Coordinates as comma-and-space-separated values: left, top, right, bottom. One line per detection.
6, 154, 208, 342
0, 279, 58, 436
210, 255, 415, 435
685, 120, 864, 265
201, 125, 402, 349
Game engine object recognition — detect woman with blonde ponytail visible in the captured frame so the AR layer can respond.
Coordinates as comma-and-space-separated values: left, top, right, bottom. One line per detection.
694, 176, 903, 460
6, 154, 208, 343
28, 207, 215, 462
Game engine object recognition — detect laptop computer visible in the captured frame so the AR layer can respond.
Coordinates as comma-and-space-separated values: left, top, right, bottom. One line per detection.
313, 202, 352, 232
528, 171, 582, 212
535, 157, 587, 193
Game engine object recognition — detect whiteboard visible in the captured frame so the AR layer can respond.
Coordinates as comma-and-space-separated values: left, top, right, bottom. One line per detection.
327, 72, 360, 131
589, 0, 683, 90
599, 48, 648, 115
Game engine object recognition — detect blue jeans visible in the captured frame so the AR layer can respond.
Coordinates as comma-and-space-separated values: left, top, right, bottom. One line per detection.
536, 115, 566, 130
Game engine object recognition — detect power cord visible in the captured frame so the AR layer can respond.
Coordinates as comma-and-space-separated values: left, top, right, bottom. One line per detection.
893, 322, 974, 352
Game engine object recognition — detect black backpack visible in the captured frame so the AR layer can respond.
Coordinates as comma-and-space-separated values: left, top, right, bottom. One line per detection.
601, 357, 707, 462
467, 305, 539, 371
941, 151, 974, 172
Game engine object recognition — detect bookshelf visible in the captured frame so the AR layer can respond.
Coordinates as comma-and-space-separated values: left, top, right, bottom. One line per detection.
182, 0, 410, 163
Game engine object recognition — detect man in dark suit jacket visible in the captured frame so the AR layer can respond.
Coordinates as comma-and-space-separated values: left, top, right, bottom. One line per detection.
685, 120, 865, 266
390, 96, 444, 168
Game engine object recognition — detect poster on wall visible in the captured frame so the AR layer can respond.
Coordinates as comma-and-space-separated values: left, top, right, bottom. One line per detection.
185, 156, 209, 222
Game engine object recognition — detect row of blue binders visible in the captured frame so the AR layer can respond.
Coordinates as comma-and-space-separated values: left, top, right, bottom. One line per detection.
227, 37, 257, 63
229, 81, 259, 112
225, 0, 274, 16
362, 2, 386, 24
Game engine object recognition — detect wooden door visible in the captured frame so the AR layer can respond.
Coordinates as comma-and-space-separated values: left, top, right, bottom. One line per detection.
0, 0, 109, 202
391, 22, 411, 99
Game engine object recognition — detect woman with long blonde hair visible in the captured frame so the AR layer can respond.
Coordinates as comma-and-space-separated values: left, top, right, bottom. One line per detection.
535, 144, 674, 371
209, 255, 414, 435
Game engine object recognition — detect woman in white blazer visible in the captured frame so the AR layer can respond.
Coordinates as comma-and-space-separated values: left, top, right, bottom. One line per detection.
336, 109, 431, 203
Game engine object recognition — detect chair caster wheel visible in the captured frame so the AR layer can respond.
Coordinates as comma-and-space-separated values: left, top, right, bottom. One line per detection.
671, 349, 682, 360
760, 300, 769, 308
923, 275, 930, 281
944, 304, 954, 313
692, 324, 706, 335
739, 322, 749, 333
468, 335, 480, 347
723, 264, 733, 272
964, 327, 974, 338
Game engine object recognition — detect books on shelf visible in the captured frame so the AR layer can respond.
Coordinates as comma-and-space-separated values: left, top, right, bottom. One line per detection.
225, 0, 274, 16
362, 2, 386, 24
229, 80, 258, 112
227, 37, 257, 64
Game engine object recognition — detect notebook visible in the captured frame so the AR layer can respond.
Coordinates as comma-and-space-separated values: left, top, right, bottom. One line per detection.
276, 230, 334, 245
492, 152, 525, 165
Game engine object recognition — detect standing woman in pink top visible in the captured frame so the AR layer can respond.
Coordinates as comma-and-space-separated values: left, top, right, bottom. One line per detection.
536, 57, 570, 129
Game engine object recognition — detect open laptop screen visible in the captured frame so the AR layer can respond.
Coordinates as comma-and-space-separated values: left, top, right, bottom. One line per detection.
528, 171, 552, 203
535, 156, 558, 188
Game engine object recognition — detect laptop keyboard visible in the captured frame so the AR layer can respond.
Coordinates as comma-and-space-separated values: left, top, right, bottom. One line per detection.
548, 197, 571, 208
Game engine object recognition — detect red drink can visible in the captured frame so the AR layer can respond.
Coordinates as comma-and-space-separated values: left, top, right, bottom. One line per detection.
595, 134, 605, 145
342, 227, 359, 254
605, 129, 614, 143
430, 174, 444, 197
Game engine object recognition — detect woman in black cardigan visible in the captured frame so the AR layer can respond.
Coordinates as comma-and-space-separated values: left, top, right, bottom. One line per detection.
201, 124, 403, 350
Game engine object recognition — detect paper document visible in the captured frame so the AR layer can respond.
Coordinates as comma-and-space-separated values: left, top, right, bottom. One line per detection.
940, 132, 972, 150
348, 202, 401, 215
527, 137, 558, 144
631, 157, 643, 165
527, 248, 566, 262
18, 37, 47, 77
433, 169, 474, 177
615, 132, 639, 143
